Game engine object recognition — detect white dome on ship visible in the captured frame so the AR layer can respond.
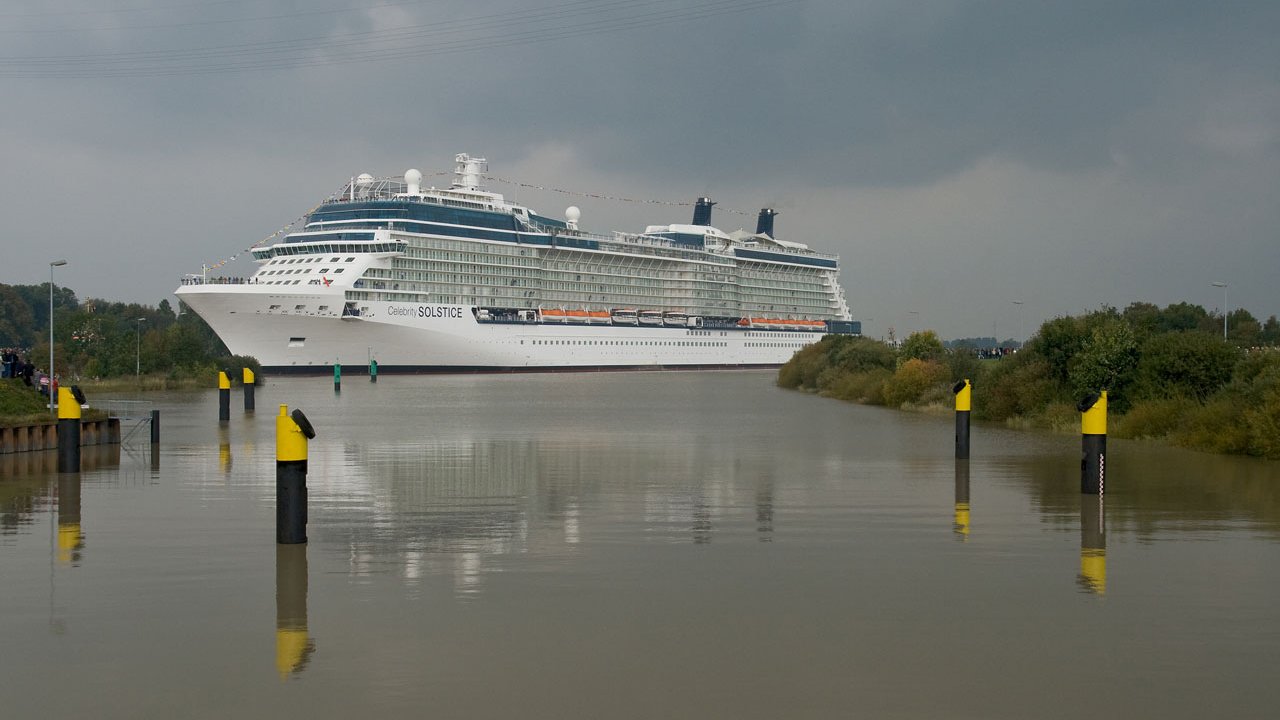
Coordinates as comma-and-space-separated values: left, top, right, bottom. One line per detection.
356, 173, 374, 185
404, 169, 422, 185
565, 206, 581, 223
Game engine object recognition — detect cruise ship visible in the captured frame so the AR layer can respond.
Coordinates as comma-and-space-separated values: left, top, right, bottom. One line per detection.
175, 154, 858, 373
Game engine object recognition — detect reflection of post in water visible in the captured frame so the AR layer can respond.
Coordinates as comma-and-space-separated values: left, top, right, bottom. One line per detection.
755, 483, 774, 542
954, 460, 970, 539
1078, 495, 1106, 595
57, 473, 84, 565
219, 428, 232, 476
276, 544, 315, 679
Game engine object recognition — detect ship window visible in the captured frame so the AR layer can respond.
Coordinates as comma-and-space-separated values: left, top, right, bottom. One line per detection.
346, 257, 355, 262
318, 306, 329, 311
334, 268, 344, 273
319, 268, 329, 273
269, 304, 281, 310
331, 258, 340, 262
288, 337, 305, 347
294, 305, 306, 310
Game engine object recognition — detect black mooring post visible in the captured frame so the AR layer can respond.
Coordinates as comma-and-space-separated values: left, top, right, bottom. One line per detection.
150, 409, 160, 445
952, 379, 971, 460
332, 363, 341, 393
218, 371, 231, 424
243, 368, 256, 412
1079, 391, 1107, 495
276, 406, 315, 545
56, 386, 81, 473
369, 359, 377, 383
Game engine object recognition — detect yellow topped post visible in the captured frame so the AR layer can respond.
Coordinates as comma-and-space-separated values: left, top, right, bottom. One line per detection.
56, 386, 82, 472
954, 379, 971, 412
243, 368, 256, 412
1079, 391, 1107, 494
276, 405, 308, 463
218, 370, 231, 424
953, 379, 971, 459
1081, 390, 1107, 436
56, 386, 81, 420
276, 404, 313, 544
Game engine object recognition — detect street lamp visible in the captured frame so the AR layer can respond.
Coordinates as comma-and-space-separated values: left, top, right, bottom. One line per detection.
49, 260, 67, 413
1211, 282, 1227, 341
1012, 300, 1024, 345
135, 318, 146, 377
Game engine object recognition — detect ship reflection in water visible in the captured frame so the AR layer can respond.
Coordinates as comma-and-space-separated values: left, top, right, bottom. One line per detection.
304, 436, 787, 597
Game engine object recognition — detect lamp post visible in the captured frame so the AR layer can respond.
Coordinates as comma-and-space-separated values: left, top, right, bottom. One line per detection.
49, 260, 67, 413
1211, 282, 1227, 341
1012, 300, 1024, 346
135, 318, 146, 377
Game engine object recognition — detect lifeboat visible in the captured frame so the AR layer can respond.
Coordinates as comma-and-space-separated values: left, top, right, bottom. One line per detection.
541, 308, 568, 323
566, 309, 590, 324
610, 308, 638, 325
586, 310, 611, 325
663, 311, 689, 327
638, 310, 664, 326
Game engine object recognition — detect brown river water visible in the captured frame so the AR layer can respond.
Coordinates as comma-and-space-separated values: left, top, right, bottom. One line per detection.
2, 370, 1278, 718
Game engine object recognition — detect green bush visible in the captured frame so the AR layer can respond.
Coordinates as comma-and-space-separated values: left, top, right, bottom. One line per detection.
823, 367, 892, 404
1114, 397, 1197, 440
883, 359, 949, 408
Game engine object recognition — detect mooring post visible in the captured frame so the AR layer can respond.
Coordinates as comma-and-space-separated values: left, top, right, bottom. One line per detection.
1079, 495, 1106, 594
276, 405, 314, 545
953, 379, 971, 459
1079, 390, 1107, 495
56, 386, 82, 473
954, 459, 970, 539
243, 367, 256, 412
332, 362, 341, 393
218, 370, 231, 424
369, 359, 377, 383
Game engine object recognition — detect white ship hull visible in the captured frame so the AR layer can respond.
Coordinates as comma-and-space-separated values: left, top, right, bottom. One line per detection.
176, 285, 819, 372
176, 153, 856, 372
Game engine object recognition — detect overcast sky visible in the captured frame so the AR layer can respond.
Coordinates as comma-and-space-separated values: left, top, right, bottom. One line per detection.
2, 0, 1277, 340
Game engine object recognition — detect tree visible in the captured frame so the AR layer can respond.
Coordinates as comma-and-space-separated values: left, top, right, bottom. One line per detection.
899, 330, 945, 363
1069, 319, 1138, 410
1159, 302, 1209, 333
1261, 316, 1280, 345
0, 284, 34, 346
1133, 331, 1238, 401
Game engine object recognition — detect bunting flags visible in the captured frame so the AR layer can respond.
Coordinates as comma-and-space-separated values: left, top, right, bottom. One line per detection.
482, 174, 755, 217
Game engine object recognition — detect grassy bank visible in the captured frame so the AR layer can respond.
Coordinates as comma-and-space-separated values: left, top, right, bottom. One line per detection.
778, 307, 1280, 460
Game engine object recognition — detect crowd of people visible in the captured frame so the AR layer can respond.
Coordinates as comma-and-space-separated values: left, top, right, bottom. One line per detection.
2, 347, 54, 396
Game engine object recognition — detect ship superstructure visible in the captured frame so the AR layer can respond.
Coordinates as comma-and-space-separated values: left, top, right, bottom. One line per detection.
176, 154, 857, 372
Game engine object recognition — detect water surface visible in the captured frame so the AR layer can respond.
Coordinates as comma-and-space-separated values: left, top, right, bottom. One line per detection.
3, 371, 1278, 718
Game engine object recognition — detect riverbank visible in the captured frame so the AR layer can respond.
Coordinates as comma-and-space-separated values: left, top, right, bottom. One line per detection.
778, 325, 1280, 460
0, 381, 110, 427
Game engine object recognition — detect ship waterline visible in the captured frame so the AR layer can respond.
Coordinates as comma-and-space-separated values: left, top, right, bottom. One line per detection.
176, 153, 856, 372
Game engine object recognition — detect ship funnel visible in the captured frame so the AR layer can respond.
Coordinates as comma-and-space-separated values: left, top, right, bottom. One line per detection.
404, 169, 422, 195
453, 153, 487, 190
692, 197, 716, 226
756, 208, 778, 237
